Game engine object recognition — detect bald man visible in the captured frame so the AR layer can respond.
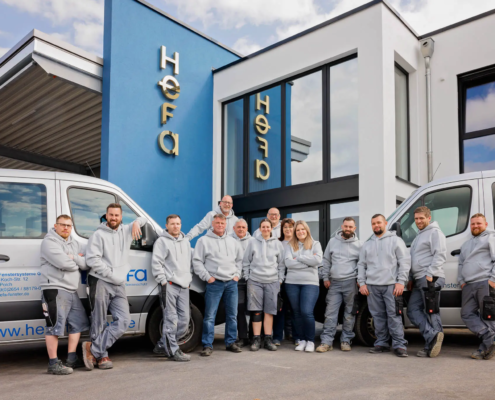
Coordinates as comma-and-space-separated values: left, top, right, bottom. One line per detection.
186, 196, 239, 240
254, 208, 281, 239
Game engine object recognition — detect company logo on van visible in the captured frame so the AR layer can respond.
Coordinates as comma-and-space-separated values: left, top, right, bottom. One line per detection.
127, 269, 147, 282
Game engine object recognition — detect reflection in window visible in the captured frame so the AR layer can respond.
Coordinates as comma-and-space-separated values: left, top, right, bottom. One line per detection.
224, 99, 244, 196
285, 71, 322, 186
119, 201, 138, 225
463, 135, 495, 173
69, 188, 115, 238
399, 200, 421, 247
0, 183, 47, 238
465, 81, 495, 133
330, 58, 359, 178
287, 210, 319, 241
329, 201, 359, 238
395, 66, 409, 180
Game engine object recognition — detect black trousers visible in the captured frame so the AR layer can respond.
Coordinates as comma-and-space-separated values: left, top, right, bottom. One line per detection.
237, 281, 249, 340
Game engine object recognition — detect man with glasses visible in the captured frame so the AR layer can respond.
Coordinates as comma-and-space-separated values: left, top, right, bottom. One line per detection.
40, 215, 89, 375
186, 195, 238, 241
254, 208, 282, 239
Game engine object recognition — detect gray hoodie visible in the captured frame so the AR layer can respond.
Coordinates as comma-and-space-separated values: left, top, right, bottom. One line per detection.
186, 206, 238, 240
40, 228, 87, 292
322, 230, 362, 282
192, 229, 243, 282
230, 231, 252, 255
410, 221, 447, 280
357, 230, 411, 286
253, 222, 282, 240
151, 230, 192, 289
242, 235, 285, 283
86, 217, 147, 286
458, 228, 495, 285
284, 240, 323, 286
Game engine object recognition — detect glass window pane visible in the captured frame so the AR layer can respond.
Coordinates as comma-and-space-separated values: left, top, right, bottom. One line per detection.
395, 66, 409, 180
0, 183, 47, 238
424, 186, 471, 237
250, 216, 265, 235
286, 210, 319, 241
69, 188, 116, 238
330, 58, 359, 178
119, 201, 138, 225
463, 135, 495, 173
224, 99, 244, 196
399, 199, 422, 247
329, 201, 359, 238
465, 81, 495, 133
285, 71, 322, 186
249, 86, 282, 193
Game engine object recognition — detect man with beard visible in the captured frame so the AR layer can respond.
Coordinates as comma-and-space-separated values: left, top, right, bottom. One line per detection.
358, 214, 410, 357
82, 203, 147, 370
253, 208, 282, 239
316, 217, 362, 353
186, 196, 238, 240
458, 213, 495, 360
407, 206, 447, 358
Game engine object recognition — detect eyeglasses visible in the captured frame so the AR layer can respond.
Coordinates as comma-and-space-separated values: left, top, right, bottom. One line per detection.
56, 223, 73, 228
268, 213, 280, 217
220, 201, 233, 206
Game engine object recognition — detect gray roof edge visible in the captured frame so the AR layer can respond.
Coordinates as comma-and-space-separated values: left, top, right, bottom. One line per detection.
135, 0, 243, 58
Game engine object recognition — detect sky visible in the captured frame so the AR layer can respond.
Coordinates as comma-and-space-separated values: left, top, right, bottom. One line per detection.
1, 0, 495, 59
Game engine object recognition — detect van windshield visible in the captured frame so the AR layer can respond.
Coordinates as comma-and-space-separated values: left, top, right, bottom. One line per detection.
386, 190, 418, 222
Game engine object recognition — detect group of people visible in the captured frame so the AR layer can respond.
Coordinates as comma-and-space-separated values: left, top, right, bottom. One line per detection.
39, 195, 495, 375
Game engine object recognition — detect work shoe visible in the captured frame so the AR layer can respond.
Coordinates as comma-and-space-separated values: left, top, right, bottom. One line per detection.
47, 360, 73, 375
226, 342, 242, 353
264, 336, 277, 351
316, 343, 333, 353
417, 349, 428, 358
235, 338, 250, 348
153, 343, 168, 357
295, 340, 307, 351
82, 341, 96, 371
65, 356, 84, 369
341, 342, 351, 351
273, 339, 281, 346
200, 347, 213, 357
97, 357, 113, 369
484, 344, 495, 360
251, 336, 261, 352
394, 348, 408, 358
471, 349, 485, 360
305, 341, 315, 353
173, 349, 191, 362
369, 346, 391, 354
428, 332, 444, 358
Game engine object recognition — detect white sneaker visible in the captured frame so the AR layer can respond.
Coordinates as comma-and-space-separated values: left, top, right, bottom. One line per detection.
295, 340, 307, 351
305, 341, 315, 353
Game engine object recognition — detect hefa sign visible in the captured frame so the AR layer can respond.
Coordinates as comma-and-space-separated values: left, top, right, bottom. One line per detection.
254, 93, 270, 180
157, 45, 180, 156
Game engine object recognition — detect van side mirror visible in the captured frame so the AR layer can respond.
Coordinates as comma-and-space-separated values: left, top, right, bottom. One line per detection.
390, 221, 402, 238
140, 223, 158, 249
451, 249, 461, 257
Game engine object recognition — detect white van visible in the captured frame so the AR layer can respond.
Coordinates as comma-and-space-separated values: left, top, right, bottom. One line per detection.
353, 169, 495, 346
0, 169, 210, 352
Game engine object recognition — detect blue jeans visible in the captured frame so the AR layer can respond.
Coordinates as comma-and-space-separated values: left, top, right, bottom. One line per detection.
202, 279, 238, 348
285, 284, 319, 342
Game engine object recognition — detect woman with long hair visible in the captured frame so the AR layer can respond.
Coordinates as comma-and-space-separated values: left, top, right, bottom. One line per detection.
284, 220, 323, 352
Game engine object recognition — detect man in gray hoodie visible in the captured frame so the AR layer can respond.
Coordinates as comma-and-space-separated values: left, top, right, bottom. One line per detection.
317, 217, 362, 353
407, 206, 447, 358
186, 195, 238, 240
458, 213, 495, 360
193, 213, 243, 356
82, 203, 147, 370
40, 214, 89, 375
151, 214, 192, 362
358, 214, 411, 357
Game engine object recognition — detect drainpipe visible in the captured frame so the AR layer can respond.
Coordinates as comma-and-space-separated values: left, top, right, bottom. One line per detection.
420, 38, 435, 182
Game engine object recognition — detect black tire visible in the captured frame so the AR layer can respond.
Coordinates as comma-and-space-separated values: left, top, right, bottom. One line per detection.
147, 302, 203, 353
354, 301, 376, 347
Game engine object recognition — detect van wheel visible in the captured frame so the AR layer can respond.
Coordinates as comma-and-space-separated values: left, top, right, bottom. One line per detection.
354, 301, 376, 347
147, 303, 203, 353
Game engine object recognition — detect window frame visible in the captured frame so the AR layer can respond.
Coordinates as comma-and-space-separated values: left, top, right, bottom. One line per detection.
394, 63, 411, 182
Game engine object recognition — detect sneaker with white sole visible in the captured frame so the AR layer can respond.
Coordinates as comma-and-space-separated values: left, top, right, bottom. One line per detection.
305, 341, 315, 353
295, 340, 307, 351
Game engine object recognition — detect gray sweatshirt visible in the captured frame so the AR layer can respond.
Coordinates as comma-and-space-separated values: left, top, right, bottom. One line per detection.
458, 228, 495, 285
186, 206, 238, 240
230, 231, 252, 255
40, 228, 87, 292
410, 221, 447, 280
192, 229, 243, 282
284, 240, 323, 286
357, 230, 411, 286
322, 230, 362, 282
242, 235, 285, 283
86, 217, 147, 286
151, 230, 192, 289
253, 222, 282, 240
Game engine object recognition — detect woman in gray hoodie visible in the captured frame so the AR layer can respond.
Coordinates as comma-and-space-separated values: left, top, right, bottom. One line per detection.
243, 219, 285, 352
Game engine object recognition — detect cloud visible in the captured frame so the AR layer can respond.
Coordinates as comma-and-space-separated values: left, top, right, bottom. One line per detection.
73, 21, 103, 54
232, 36, 261, 56
465, 83, 495, 133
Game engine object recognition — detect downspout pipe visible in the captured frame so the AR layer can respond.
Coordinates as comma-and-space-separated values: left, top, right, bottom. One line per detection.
420, 38, 435, 182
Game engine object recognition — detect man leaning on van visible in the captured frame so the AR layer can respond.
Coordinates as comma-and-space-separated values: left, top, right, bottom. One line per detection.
82, 203, 146, 370
40, 214, 89, 375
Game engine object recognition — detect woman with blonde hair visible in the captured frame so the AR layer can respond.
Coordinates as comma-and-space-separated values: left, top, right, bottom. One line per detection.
284, 220, 323, 352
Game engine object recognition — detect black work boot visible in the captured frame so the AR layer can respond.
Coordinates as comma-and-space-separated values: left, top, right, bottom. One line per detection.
226, 342, 242, 353
47, 360, 73, 375
251, 335, 261, 352
65, 356, 84, 369
264, 335, 278, 351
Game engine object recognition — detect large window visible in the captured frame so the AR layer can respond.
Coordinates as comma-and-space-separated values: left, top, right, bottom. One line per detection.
460, 68, 495, 173
329, 201, 360, 238
395, 64, 409, 180
0, 182, 47, 238
224, 99, 244, 196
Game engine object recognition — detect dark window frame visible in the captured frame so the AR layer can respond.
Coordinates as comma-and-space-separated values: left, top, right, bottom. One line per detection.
394, 63, 411, 182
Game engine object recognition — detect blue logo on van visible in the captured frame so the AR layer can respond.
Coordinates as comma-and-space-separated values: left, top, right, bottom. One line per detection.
127, 269, 147, 282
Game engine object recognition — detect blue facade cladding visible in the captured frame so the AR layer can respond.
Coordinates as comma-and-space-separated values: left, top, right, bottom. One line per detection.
101, 0, 239, 232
